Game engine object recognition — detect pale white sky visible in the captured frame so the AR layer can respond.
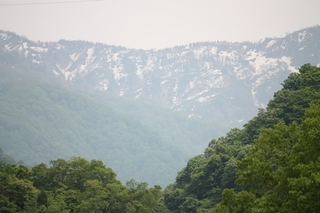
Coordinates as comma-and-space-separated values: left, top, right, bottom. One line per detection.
0, 0, 320, 49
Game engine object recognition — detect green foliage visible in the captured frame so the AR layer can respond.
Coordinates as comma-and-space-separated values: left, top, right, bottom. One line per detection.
216, 102, 320, 212
0, 57, 228, 187
267, 63, 320, 125
0, 81, 187, 186
240, 64, 320, 144
0, 157, 168, 213
0, 147, 16, 164
210, 63, 320, 212
164, 63, 320, 213
0, 163, 39, 212
163, 129, 251, 212
91, 90, 228, 155
125, 179, 167, 213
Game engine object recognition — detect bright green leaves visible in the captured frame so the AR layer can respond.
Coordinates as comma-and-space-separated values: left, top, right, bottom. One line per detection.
0, 163, 39, 213
220, 189, 255, 213
164, 64, 320, 213
78, 180, 120, 213
125, 179, 164, 213
163, 129, 251, 212
238, 122, 297, 192
282, 63, 320, 91
218, 102, 320, 213
0, 157, 167, 213
267, 64, 320, 125
240, 64, 320, 146
39, 157, 128, 212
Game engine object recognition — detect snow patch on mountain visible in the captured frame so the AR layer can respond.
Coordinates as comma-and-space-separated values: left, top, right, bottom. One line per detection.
23, 42, 28, 49
219, 50, 238, 65
70, 53, 80, 62
280, 56, 298, 73
1, 26, 319, 126
30, 46, 48, 53
0, 32, 8, 40
266, 40, 277, 48
96, 79, 109, 91
52, 70, 60, 76
56, 63, 75, 80
298, 30, 307, 43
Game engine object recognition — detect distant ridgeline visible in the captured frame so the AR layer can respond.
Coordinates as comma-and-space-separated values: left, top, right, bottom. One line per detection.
1, 26, 320, 128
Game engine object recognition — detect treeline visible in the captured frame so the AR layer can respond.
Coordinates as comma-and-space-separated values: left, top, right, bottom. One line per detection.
163, 64, 320, 212
0, 157, 170, 213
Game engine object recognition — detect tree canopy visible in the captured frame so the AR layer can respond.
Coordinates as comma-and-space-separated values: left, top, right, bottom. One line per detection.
0, 157, 169, 213
215, 101, 320, 213
163, 64, 320, 212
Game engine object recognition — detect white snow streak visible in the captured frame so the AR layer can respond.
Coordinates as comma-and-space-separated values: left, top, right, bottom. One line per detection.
266, 40, 277, 48
30, 46, 48, 52
298, 30, 307, 43
96, 79, 109, 91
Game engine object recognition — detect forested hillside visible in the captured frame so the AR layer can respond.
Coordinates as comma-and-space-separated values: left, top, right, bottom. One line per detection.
0, 80, 189, 187
0, 63, 320, 212
163, 64, 320, 212
0, 147, 16, 164
0, 59, 226, 186
86, 90, 225, 155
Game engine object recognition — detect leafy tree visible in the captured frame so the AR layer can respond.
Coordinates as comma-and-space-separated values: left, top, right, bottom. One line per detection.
267, 63, 320, 125
0, 155, 169, 213
217, 102, 320, 213
0, 163, 39, 212
164, 63, 320, 213
163, 129, 251, 212
126, 179, 165, 213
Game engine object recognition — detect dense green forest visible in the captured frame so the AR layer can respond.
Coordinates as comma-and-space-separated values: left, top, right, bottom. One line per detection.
0, 157, 170, 213
1, 63, 320, 212
88, 91, 225, 155
0, 81, 189, 187
0, 62, 226, 187
162, 63, 320, 212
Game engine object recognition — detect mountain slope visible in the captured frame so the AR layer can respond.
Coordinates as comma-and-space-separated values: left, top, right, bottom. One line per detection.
0, 80, 189, 187
1, 26, 319, 127
163, 64, 320, 212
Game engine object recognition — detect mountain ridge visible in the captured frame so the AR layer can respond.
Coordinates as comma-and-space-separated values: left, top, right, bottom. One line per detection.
1, 26, 319, 127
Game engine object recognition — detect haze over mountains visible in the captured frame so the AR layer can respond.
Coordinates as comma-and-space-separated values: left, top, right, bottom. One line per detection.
2, 26, 320, 126
0, 26, 319, 186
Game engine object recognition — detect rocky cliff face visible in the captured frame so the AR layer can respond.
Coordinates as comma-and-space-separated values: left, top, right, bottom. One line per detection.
1, 26, 319, 127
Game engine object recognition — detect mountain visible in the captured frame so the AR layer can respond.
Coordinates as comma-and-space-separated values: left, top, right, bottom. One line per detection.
0, 81, 194, 187
0, 26, 319, 187
1, 26, 320, 127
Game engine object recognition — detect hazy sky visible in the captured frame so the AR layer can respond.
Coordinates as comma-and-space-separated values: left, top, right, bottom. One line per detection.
1, 0, 320, 49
